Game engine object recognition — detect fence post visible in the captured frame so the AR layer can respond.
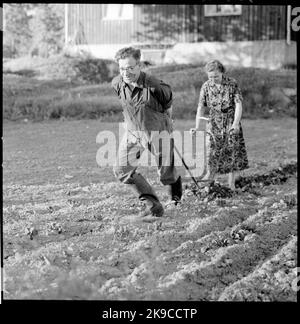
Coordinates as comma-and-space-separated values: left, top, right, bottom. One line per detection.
65, 4, 68, 45
287, 5, 291, 45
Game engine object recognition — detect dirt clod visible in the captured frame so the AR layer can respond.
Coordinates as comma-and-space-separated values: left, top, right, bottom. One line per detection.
25, 227, 38, 240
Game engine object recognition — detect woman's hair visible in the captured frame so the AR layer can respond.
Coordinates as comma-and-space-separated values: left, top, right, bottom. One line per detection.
205, 60, 226, 73
115, 47, 141, 62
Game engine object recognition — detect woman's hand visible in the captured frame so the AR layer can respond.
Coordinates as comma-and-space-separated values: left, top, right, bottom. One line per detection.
189, 127, 199, 135
229, 123, 240, 134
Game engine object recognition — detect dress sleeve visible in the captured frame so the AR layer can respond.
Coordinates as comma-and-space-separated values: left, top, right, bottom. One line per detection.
198, 83, 208, 108
233, 82, 243, 104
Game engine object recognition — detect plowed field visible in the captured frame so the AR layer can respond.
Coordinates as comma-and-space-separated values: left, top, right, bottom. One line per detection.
2, 118, 297, 301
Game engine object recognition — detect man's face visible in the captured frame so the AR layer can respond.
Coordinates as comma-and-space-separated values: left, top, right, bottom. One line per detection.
118, 56, 141, 84
207, 70, 223, 84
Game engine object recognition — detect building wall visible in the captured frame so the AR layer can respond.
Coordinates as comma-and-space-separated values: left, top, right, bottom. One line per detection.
67, 4, 133, 44
66, 4, 288, 45
163, 40, 296, 70
66, 40, 296, 70
133, 5, 287, 43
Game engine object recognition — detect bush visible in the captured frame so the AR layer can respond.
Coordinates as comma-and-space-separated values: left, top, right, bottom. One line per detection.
72, 58, 117, 84
148, 63, 205, 74
4, 97, 53, 121
3, 43, 18, 59
50, 97, 122, 119
2, 75, 122, 121
2, 64, 296, 121
281, 63, 297, 70
151, 66, 296, 119
4, 68, 36, 78
3, 54, 119, 84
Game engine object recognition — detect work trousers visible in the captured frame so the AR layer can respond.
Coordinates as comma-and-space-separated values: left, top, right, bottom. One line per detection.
113, 130, 178, 185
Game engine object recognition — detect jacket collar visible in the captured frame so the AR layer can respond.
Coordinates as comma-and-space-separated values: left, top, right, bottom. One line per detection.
121, 71, 145, 89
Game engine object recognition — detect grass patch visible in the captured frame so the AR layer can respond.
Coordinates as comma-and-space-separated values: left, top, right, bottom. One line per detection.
3, 54, 119, 83
3, 58, 297, 121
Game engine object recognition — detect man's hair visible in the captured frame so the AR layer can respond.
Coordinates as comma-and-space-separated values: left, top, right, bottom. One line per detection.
114, 47, 141, 62
205, 60, 226, 73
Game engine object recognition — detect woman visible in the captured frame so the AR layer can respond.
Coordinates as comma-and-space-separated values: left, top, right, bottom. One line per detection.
190, 60, 248, 190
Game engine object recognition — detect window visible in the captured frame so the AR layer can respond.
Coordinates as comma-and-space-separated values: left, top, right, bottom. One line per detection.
204, 5, 242, 17
103, 4, 133, 20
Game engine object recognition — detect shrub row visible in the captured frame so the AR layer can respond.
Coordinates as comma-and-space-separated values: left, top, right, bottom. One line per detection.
3, 64, 296, 121
3, 54, 119, 84
3, 94, 122, 121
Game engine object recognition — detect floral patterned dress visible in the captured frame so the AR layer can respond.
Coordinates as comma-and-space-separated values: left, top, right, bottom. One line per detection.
198, 75, 249, 174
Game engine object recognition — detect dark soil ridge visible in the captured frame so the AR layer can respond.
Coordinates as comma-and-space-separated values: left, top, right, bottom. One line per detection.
186, 161, 297, 200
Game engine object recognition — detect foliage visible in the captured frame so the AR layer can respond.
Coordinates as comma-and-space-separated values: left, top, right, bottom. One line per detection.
29, 4, 64, 57
72, 58, 118, 84
3, 4, 64, 58
3, 54, 119, 83
3, 63, 297, 121
3, 3, 33, 57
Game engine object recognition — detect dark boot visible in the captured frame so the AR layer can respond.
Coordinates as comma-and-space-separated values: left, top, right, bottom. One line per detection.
168, 176, 182, 206
129, 173, 164, 217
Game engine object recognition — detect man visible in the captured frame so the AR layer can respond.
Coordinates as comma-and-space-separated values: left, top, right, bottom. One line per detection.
112, 47, 182, 218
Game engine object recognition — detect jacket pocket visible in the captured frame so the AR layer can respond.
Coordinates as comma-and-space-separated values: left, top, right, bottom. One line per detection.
143, 88, 165, 114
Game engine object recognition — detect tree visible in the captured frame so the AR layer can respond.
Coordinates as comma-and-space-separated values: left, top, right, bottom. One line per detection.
3, 3, 65, 58
29, 4, 64, 57
3, 3, 33, 57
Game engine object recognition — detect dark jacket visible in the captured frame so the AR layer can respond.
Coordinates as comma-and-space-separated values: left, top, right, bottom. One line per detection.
112, 71, 173, 134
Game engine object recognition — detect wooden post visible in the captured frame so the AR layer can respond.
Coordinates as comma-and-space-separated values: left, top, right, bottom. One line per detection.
194, 5, 198, 43
65, 4, 68, 45
287, 5, 291, 45
182, 5, 186, 42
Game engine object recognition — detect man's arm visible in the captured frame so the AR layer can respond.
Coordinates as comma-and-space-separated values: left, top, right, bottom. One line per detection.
111, 75, 122, 98
149, 77, 173, 110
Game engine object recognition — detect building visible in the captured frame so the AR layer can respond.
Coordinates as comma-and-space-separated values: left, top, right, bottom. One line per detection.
65, 4, 296, 69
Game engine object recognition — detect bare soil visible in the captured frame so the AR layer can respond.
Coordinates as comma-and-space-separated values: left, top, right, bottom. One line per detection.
2, 118, 297, 300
